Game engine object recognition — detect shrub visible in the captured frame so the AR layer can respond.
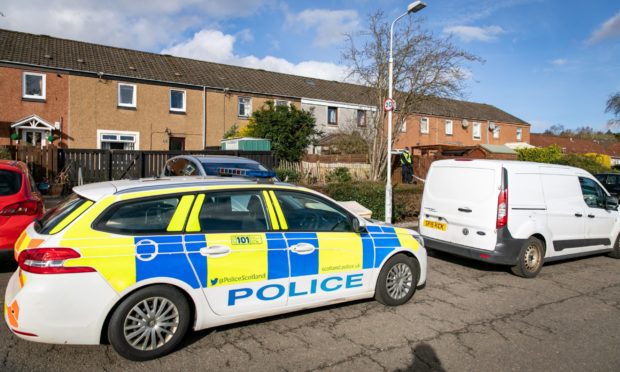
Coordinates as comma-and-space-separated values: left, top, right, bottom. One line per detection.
0, 147, 11, 160
275, 168, 300, 183
516, 145, 563, 163
326, 167, 352, 184
554, 154, 610, 175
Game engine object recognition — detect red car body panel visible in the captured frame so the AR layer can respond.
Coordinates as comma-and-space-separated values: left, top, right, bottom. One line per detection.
0, 160, 43, 250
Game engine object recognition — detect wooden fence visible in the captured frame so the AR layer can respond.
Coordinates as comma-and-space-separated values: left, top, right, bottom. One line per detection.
2, 146, 278, 186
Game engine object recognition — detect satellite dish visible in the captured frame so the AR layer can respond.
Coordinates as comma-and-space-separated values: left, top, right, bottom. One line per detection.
462, 119, 469, 128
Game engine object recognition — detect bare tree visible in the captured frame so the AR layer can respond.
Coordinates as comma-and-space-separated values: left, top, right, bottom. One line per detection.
606, 92, 620, 131
342, 11, 481, 180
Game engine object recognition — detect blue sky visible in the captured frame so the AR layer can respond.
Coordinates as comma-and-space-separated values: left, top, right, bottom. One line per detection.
1, 0, 619, 132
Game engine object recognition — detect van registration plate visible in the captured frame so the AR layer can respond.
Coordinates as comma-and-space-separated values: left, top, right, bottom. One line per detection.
423, 220, 447, 231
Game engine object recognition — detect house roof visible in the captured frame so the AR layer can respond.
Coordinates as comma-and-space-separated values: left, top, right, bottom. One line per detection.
0, 28, 529, 126
530, 133, 620, 157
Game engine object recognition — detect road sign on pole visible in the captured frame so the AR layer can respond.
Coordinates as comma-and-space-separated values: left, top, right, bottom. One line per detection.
384, 98, 395, 112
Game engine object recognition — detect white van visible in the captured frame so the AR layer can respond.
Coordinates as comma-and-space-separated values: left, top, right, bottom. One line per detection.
420, 159, 620, 277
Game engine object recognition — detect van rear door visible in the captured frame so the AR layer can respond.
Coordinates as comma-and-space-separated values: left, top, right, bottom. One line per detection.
421, 160, 501, 251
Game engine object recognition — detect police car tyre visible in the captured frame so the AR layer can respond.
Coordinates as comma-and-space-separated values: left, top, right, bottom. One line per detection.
511, 237, 544, 278
107, 285, 191, 361
609, 234, 620, 259
375, 254, 419, 306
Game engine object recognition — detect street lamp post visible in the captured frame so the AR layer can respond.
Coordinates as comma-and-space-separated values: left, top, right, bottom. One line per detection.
385, 1, 426, 224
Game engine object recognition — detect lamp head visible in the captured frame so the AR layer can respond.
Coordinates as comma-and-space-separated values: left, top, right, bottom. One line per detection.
407, 1, 427, 13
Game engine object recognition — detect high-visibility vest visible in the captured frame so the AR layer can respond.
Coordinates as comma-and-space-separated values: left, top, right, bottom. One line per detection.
401, 151, 412, 165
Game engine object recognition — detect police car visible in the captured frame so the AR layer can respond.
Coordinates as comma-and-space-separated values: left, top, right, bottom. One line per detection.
5, 170, 427, 361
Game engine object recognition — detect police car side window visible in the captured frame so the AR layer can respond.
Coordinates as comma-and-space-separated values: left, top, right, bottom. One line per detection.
96, 196, 180, 234
198, 191, 269, 233
274, 191, 353, 232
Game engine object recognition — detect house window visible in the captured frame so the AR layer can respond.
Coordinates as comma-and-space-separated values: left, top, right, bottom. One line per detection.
170, 90, 186, 112
22, 72, 46, 100
400, 119, 407, 133
492, 124, 500, 139
169, 137, 185, 151
472, 122, 482, 140
420, 117, 429, 134
445, 120, 453, 136
275, 100, 289, 107
238, 97, 252, 117
118, 83, 137, 108
327, 107, 338, 125
516, 127, 523, 141
98, 130, 139, 150
357, 110, 367, 127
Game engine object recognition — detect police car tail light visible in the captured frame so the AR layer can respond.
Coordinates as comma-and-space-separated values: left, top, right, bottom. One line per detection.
18, 248, 95, 274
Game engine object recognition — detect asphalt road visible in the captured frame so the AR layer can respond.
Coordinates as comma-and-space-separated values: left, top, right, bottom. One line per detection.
0, 249, 619, 372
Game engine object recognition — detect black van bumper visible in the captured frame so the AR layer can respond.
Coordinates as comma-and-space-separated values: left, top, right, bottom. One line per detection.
422, 228, 525, 266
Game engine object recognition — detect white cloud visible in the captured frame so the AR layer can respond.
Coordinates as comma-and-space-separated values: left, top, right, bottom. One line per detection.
588, 11, 620, 44
551, 58, 567, 66
161, 29, 349, 81
443, 25, 504, 42
0, 0, 268, 50
285, 9, 359, 47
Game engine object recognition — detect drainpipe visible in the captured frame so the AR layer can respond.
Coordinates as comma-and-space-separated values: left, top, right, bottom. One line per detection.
203, 86, 206, 149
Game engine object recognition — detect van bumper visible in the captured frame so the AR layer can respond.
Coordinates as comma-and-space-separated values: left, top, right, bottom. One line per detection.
422, 229, 524, 266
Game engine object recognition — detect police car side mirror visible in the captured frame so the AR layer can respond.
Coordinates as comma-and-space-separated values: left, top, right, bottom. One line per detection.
351, 217, 366, 233
605, 195, 618, 211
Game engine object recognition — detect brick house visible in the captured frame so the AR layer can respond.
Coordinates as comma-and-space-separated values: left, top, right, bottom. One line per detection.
0, 28, 530, 152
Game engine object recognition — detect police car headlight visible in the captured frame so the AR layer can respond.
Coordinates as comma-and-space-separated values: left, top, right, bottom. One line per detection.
412, 234, 424, 247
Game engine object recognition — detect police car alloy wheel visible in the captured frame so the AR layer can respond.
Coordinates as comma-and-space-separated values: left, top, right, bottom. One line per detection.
108, 285, 190, 361
375, 254, 419, 306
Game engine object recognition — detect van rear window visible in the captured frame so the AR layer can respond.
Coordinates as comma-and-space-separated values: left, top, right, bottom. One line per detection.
0, 170, 21, 196
36, 194, 91, 234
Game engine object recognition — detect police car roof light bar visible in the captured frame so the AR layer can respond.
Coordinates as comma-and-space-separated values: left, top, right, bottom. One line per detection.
218, 167, 276, 180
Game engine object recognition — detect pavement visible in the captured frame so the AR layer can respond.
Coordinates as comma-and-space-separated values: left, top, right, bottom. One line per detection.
0, 249, 619, 371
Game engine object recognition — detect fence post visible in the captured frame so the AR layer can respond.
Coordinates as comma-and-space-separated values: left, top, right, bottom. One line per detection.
108, 150, 113, 181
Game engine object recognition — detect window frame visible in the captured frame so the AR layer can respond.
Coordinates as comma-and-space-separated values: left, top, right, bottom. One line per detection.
445, 120, 453, 136
516, 127, 523, 141
492, 124, 500, 139
472, 122, 482, 140
118, 83, 137, 108
275, 100, 289, 107
170, 89, 186, 113
357, 109, 367, 127
420, 117, 429, 134
97, 129, 140, 150
238, 96, 252, 118
272, 189, 357, 233
327, 106, 338, 125
22, 72, 46, 100
579, 177, 608, 209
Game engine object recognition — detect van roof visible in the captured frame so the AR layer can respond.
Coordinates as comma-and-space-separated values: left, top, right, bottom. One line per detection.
431, 159, 591, 175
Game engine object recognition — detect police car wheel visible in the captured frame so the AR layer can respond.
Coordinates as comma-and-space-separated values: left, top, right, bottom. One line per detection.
375, 254, 419, 306
511, 237, 544, 278
108, 285, 191, 361
609, 234, 620, 259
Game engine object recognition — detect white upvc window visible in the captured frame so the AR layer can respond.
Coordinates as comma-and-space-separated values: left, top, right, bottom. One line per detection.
170, 89, 186, 112
22, 72, 46, 100
445, 120, 453, 135
492, 124, 500, 139
400, 118, 407, 133
420, 117, 429, 134
118, 83, 137, 108
472, 122, 482, 140
275, 100, 289, 107
97, 130, 140, 150
238, 96, 252, 117
516, 127, 523, 141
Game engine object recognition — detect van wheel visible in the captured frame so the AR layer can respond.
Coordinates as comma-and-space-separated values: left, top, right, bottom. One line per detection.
511, 237, 544, 278
107, 285, 190, 361
375, 254, 419, 306
609, 234, 620, 258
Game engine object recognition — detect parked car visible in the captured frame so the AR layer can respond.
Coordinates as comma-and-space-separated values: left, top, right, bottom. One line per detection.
162, 155, 270, 177
594, 173, 620, 197
0, 160, 43, 250
6, 172, 426, 361
420, 159, 620, 278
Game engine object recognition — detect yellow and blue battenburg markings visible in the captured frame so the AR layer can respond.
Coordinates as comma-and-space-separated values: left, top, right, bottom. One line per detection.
134, 235, 200, 288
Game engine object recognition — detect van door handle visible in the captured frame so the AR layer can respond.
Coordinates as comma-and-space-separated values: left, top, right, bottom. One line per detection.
290, 243, 316, 255
458, 207, 472, 213
574, 213, 583, 217
587, 214, 595, 218
200, 245, 231, 257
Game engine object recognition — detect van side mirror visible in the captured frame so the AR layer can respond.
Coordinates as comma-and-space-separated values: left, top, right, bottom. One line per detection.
605, 195, 618, 211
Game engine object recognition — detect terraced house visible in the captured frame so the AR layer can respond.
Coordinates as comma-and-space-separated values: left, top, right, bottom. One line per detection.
0, 29, 530, 152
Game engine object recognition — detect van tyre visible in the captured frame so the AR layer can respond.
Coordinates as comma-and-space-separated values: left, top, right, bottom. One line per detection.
511, 237, 544, 278
375, 254, 419, 306
609, 234, 620, 258
108, 285, 190, 361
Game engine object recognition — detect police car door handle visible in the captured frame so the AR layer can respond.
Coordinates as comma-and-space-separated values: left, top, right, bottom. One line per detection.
290, 243, 316, 255
200, 245, 231, 257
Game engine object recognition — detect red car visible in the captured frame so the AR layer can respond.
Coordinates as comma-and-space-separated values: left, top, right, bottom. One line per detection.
0, 160, 44, 250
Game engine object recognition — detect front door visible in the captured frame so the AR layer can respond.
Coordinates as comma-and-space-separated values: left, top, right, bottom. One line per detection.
169, 137, 185, 151
269, 190, 370, 307
579, 177, 616, 248
184, 189, 289, 316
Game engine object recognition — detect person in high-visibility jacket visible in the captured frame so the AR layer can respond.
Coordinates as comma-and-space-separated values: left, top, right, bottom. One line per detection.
400, 147, 413, 184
